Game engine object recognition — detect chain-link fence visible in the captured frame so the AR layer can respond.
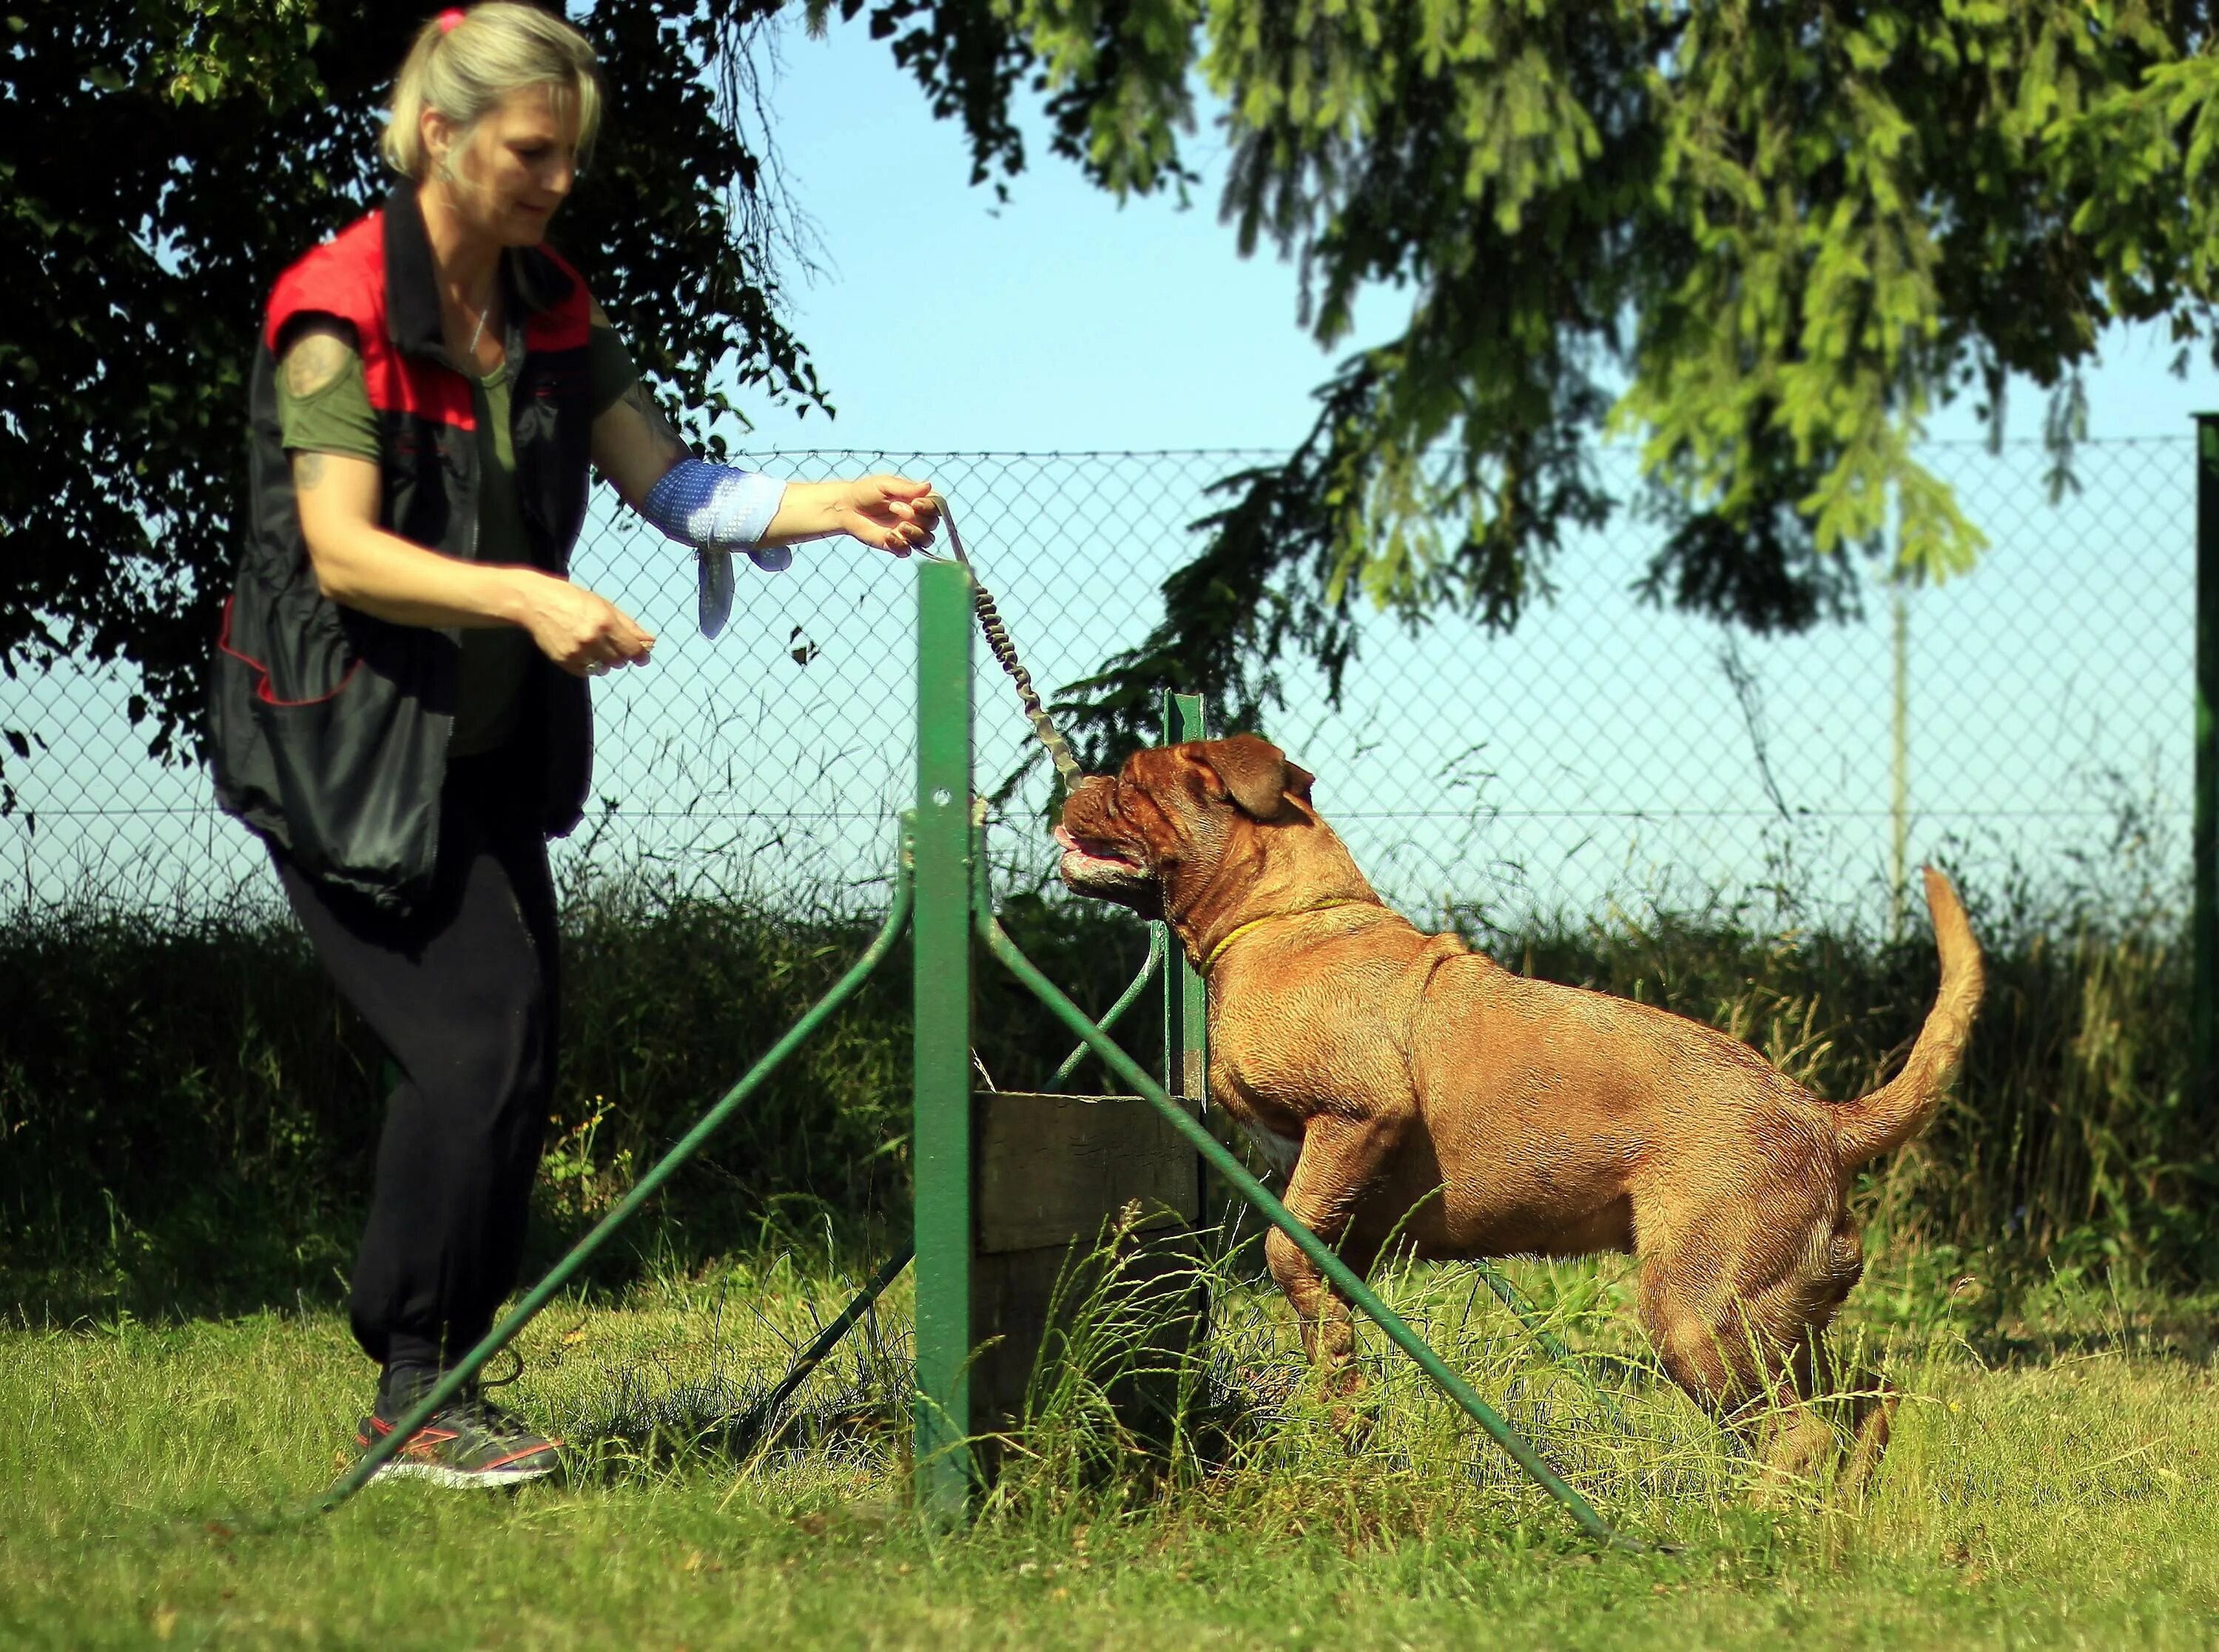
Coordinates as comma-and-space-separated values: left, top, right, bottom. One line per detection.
0, 439, 2191, 930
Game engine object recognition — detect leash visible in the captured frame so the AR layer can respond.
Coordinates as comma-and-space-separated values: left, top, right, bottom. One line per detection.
906, 508, 1364, 977
915, 493, 1085, 793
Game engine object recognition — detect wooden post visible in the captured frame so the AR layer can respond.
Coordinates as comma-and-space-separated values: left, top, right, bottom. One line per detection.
966, 1090, 1205, 1464
959, 689, 1209, 1470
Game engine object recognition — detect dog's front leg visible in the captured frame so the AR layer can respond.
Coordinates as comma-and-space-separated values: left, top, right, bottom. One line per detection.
1265, 1115, 1398, 1431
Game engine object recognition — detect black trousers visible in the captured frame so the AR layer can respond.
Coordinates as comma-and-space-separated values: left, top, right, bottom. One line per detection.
276, 744, 558, 1372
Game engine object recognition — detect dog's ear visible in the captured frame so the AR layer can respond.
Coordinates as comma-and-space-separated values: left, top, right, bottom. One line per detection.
1199, 734, 1302, 821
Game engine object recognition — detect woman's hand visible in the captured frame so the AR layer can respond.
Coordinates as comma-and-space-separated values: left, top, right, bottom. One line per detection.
828, 474, 940, 556
514, 573, 656, 677
289, 443, 650, 678
290, 459, 650, 675
280, 323, 651, 675
757, 475, 940, 554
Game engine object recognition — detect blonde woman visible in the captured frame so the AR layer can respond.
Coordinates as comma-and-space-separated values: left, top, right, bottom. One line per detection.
210, 3, 936, 1487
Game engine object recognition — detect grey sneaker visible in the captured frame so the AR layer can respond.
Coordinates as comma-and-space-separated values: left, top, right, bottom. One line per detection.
353, 1370, 562, 1489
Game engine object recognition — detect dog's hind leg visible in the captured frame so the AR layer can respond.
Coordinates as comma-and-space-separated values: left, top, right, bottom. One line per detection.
1263, 1116, 1397, 1428
1633, 1249, 1768, 1419
1754, 1328, 1898, 1505
1638, 1271, 1817, 1505
1797, 1259, 1897, 1503
1765, 1221, 1896, 1502
1835, 1360, 1899, 1502
1637, 1213, 1882, 1503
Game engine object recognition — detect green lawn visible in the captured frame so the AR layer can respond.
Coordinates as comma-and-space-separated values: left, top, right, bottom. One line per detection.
5, 1253, 2216, 1649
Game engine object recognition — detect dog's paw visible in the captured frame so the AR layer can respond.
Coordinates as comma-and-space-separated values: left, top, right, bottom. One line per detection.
1237, 1362, 1304, 1413
1328, 1400, 1378, 1454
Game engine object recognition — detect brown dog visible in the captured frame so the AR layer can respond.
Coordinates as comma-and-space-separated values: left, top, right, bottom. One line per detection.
1055, 733, 1983, 1491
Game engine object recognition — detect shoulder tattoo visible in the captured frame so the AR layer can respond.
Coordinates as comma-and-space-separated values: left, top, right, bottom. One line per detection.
293, 451, 327, 492
283, 329, 357, 399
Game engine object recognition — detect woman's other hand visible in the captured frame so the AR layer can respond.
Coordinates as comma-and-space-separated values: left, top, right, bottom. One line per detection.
516, 575, 656, 677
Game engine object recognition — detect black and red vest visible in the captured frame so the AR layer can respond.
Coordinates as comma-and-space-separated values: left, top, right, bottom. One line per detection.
210, 186, 596, 911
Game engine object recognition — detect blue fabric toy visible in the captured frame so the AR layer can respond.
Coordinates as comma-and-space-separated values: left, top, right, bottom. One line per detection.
640, 458, 789, 638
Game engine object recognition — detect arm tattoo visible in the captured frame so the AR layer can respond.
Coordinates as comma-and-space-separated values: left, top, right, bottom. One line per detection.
620, 379, 693, 467
283, 329, 356, 398
294, 451, 327, 492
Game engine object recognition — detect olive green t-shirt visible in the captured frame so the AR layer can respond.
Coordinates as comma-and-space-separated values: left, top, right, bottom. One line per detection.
275, 325, 641, 757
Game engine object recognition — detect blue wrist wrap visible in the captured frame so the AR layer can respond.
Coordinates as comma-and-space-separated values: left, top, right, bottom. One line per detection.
639, 458, 790, 638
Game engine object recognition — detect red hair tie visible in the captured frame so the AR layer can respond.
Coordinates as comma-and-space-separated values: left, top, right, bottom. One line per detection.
437, 7, 465, 30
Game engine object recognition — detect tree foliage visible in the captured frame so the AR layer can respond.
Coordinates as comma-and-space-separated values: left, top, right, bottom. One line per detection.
14, 1, 2219, 796
0, 0, 818, 789
917, 0, 2219, 763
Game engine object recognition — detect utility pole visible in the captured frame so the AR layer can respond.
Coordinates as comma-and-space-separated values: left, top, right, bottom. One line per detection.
2193, 417, 2219, 1110
1890, 575, 1910, 941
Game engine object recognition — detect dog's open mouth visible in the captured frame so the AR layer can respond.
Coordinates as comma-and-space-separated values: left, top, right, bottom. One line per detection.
1053, 824, 1145, 878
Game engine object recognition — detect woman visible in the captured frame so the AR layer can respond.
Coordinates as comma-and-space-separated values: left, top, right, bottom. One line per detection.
209, 3, 937, 1487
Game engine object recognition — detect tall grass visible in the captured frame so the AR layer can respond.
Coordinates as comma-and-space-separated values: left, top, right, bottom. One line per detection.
0, 880, 1156, 1319
2, 861, 2206, 1326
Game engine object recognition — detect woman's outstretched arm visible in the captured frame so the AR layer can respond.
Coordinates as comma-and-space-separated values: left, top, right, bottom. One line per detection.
585, 314, 937, 558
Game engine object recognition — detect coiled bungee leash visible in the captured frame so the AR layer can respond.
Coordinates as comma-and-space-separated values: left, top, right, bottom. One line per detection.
913, 492, 1085, 792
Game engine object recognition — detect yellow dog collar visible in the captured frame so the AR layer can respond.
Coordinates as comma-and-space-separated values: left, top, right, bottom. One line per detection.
1202, 899, 1375, 975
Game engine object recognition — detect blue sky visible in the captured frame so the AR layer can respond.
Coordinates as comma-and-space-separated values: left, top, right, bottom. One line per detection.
732, 19, 1431, 454
737, 14, 2216, 458
669, 21, 2195, 928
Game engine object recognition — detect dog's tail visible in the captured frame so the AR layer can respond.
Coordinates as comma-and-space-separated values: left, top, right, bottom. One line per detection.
1832, 866, 1984, 1173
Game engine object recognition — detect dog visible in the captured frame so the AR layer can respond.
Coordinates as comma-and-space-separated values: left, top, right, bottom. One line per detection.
1054, 733, 1983, 1492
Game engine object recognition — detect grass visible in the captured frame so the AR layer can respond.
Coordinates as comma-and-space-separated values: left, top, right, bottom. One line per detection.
6, 1247, 2218, 1648
5, 864, 2213, 1642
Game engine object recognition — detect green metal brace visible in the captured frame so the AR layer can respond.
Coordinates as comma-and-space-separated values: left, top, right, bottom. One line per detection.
320, 870, 917, 1511
736, 925, 1167, 1450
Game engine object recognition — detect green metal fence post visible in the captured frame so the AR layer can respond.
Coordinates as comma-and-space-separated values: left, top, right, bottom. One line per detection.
912, 559, 976, 1518
1161, 693, 1208, 1099
2199, 417, 2219, 1111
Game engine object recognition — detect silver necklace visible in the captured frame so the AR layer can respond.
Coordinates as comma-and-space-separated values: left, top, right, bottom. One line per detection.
457, 272, 496, 355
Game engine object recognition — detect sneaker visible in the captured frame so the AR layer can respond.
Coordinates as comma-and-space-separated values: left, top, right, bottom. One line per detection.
354, 1373, 563, 1490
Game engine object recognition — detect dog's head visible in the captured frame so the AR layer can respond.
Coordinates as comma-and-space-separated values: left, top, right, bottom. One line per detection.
1054, 734, 1316, 922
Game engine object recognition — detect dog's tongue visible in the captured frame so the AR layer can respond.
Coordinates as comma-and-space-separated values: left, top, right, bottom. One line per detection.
1052, 826, 1080, 852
